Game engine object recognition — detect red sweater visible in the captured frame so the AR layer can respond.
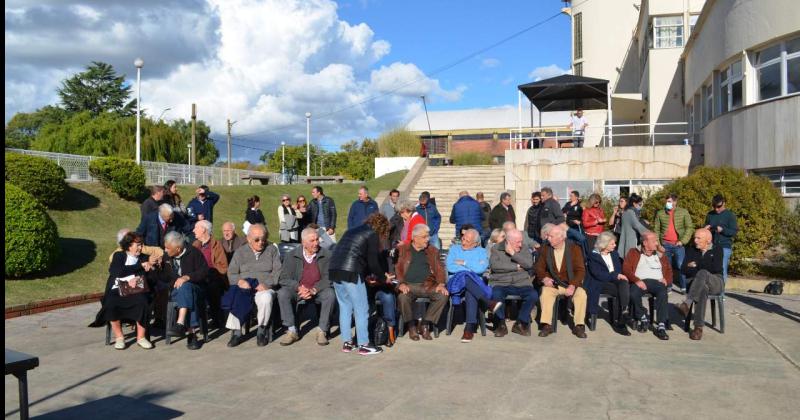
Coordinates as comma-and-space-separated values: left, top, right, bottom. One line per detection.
582, 207, 606, 236
402, 213, 427, 245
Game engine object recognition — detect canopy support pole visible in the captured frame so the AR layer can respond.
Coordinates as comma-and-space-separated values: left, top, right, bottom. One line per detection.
607, 84, 613, 147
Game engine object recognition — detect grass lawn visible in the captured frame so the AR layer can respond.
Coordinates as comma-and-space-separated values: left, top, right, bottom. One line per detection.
5, 171, 407, 307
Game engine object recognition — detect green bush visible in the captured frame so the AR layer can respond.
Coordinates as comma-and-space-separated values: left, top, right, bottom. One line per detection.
88, 157, 146, 200
377, 128, 421, 157
452, 152, 493, 166
778, 204, 800, 273
4, 153, 67, 207
5, 182, 61, 277
642, 166, 787, 275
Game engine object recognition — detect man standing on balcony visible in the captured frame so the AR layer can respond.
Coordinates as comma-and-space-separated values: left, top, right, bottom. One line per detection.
567, 108, 588, 148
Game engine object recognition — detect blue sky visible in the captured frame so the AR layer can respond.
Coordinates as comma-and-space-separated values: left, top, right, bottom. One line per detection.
337, 0, 572, 111
5, 0, 573, 160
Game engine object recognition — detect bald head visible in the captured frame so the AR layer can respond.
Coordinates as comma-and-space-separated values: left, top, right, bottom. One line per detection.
641, 231, 659, 253
694, 228, 712, 250
505, 229, 523, 252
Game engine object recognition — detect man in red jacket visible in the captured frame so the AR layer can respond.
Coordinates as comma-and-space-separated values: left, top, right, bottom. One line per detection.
623, 231, 672, 340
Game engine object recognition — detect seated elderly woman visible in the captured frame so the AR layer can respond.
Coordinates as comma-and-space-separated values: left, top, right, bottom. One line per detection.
92, 231, 159, 350
585, 231, 631, 336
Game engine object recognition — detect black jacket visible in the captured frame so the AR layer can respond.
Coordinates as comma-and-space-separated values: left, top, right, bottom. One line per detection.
681, 246, 723, 278
245, 208, 266, 225
524, 204, 543, 239
310, 196, 337, 229
489, 204, 516, 231
157, 245, 209, 287
279, 246, 332, 291
562, 201, 583, 228
329, 224, 385, 282
540, 198, 566, 226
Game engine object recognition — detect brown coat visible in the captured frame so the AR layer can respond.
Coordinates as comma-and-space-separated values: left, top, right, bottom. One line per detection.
193, 237, 229, 277
534, 243, 585, 287
622, 248, 673, 286
395, 242, 445, 290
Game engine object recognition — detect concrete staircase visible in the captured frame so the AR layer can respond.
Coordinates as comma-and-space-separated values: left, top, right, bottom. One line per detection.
408, 165, 506, 248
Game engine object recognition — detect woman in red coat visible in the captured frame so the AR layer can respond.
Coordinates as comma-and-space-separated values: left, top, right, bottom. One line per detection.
582, 193, 607, 252
397, 201, 426, 246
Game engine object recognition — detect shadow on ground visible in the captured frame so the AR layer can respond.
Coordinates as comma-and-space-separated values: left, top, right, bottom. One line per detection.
32, 393, 182, 420
48, 238, 97, 277
726, 292, 800, 324
51, 186, 101, 211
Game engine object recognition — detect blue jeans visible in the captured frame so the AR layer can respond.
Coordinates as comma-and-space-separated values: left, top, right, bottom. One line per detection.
171, 282, 202, 328
463, 278, 492, 325
333, 279, 370, 346
491, 286, 539, 324
663, 243, 687, 289
722, 247, 733, 285
374, 289, 397, 327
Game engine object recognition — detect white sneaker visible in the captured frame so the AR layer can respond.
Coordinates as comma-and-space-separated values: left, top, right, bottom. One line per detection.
114, 337, 126, 350
137, 338, 154, 349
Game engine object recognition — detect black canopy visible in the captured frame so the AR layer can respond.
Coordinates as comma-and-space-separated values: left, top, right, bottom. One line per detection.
518, 75, 609, 112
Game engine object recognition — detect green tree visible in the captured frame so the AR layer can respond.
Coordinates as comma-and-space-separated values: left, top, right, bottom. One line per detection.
58, 61, 136, 116
170, 119, 219, 165
261, 144, 323, 175
377, 128, 421, 157
4, 106, 69, 149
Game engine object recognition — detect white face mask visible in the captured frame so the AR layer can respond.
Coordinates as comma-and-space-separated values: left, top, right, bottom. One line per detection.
665, 202, 674, 211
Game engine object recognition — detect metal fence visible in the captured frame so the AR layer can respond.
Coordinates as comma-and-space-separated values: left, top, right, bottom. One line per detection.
6, 148, 279, 186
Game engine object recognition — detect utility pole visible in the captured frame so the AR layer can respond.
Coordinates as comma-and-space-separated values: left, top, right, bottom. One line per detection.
281, 141, 286, 185
227, 119, 236, 185
305, 112, 311, 178
191, 104, 197, 167
421, 95, 434, 156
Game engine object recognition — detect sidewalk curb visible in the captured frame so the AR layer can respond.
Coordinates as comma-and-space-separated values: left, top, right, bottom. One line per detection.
5, 292, 103, 319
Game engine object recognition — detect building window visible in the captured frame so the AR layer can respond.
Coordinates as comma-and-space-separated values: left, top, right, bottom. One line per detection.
574, 62, 583, 76
703, 84, 713, 125
574, 13, 583, 60
689, 15, 699, 34
753, 167, 800, 197
719, 60, 743, 113
603, 179, 670, 200
653, 16, 684, 48
755, 36, 800, 101
687, 101, 694, 136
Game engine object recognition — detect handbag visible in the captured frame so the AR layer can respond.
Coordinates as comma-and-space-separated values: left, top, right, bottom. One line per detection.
369, 314, 389, 346
116, 275, 149, 297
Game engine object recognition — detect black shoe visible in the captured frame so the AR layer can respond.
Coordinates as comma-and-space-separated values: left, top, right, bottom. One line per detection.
227, 332, 242, 348
613, 322, 631, 336
186, 332, 201, 350
170, 322, 187, 337
654, 327, 669, 341
636, 319, 649, 333
257, 328, 268, 347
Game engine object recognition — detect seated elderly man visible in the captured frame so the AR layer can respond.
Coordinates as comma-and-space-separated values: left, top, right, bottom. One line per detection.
396, 224, 448, 340
622, 231, 672, 340
446, 228, 502, 343
679, 229, 724, 341
220, 221, 247, 263
502, 221, 540, 253
535, 226, 587, 338
277, 227, 335, 346
192, 220, 228, 328
226, 223, 282, 347
158, 231, 209, 350
489, 229, 538, 337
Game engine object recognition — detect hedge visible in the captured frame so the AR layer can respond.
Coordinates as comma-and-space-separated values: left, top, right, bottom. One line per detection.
4, 153, 67, 207
641, 166, 786, 275
5, 182, 61, 277
88, 157, 146, 200
452, 152, 493, 166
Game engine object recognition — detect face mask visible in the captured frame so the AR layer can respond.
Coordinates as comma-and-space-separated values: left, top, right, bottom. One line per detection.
665, 202, 674, 211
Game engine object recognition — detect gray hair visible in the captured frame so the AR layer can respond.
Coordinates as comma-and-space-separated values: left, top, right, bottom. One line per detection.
223, 221, 235, 231
463, 228, 480, 243
489, 228, 505, 244
301, 227, 319, 242
117, 228, 131, 243
594, 231, 617, 252
499, 192, 511, 201
195, 220, 212, 235
505, 229, 522, 241
411, 223, 430, 238
540, 223, 556, 239
502, 221, 517, 231
164, 231, 185, 247
398, 200, 416, 213
158, 203, 174, 215
248, 223, 267, 239
549, 226, 567, 239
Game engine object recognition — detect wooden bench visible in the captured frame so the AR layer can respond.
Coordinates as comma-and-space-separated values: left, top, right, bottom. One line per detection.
305, 176, 344, 184
5, 349, 39, 420
240, 174, 271, 185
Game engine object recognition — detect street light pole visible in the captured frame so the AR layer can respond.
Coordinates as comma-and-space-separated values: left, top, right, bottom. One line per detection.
305, 112, 311, 178
227, 119, 237, 185
421, 95, 434, 156
134, 58, 144, 164
158, 107, 171, 122
281, 141, 286, 185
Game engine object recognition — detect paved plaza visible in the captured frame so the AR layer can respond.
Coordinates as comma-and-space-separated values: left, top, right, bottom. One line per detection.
5, 291, 800, 419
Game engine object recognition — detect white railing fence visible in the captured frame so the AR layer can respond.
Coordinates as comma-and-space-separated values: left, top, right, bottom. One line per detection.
6, 148, 278, 186
509, 122, 690, 149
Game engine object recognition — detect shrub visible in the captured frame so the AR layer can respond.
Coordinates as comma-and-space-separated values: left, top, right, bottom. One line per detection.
377, 128, 421, 157
642, 166, 787, 275
452, 152, 493, 166
778, 204, 800, 273
88, 157, 146, 200
5, 182, 60, 277
4, 153, 67, 207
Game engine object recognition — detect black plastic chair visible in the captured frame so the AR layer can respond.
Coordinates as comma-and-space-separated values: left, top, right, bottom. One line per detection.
165, 300, 209, 345
445, 295, 487, 336
588, 294, 617, 332
397, 297, 440, 338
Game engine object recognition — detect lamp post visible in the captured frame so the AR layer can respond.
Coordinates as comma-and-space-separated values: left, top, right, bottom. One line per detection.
281, 141, 286, 185
134, 57, 144, 164
305, 112, 311, 178
158, 107, 172, 122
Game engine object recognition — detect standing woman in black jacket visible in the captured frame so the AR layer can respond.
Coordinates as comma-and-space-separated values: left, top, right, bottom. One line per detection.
329, 213, 394, 355
245, 195, 266, 227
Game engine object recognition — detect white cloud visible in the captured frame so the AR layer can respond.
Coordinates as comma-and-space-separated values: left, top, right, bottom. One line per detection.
4, 0, 461, 159
528, 64, 570, 81
481, 58, 500, 69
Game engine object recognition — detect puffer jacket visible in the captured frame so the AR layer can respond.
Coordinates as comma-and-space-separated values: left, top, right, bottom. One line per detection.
310, 195, 337, 229
654, 206, 693, 245
450, 195, 484, 236
329, 224, 385, 283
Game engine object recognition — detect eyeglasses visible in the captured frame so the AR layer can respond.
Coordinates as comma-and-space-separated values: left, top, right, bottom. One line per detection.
252, 238, 265, 243
298, 199, 305, 202
282, 198, 290, 201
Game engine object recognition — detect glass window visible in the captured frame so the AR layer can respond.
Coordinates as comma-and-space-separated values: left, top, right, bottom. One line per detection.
754, 37, 800, 100
758, 61, 782, 100
653, 16, 684, 48
574, 13, 583, 60
756, 44, 782, 65
703, 84, 713, 124
720, 60, 744, 113
754, 168, 800, 197
788, 56, 800, 94
689, 15, 699, 33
